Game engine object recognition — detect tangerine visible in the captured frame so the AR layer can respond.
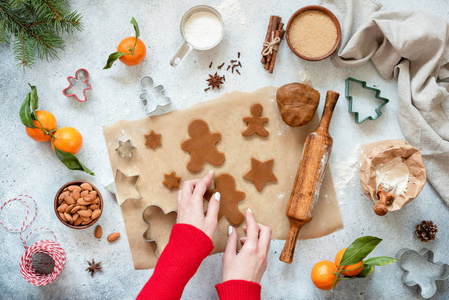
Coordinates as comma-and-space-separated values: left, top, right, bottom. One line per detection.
311, 260, 340, 290
117, 37, 146, 66
335, 248, 364, 277
25, 110, 57, 142
51, 127, 83, 155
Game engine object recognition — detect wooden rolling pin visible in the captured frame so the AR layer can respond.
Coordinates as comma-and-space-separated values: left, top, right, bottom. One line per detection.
280, 90, 339, 264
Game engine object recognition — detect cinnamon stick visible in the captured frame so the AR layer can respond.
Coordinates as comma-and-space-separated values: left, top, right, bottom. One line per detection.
261, 15, 275, 64
266, 16, 280, 64
269, 29, 285, 73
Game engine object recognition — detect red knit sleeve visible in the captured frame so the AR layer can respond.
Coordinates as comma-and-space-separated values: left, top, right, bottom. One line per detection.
216, 280, 261, 300
137, 223, 214, 300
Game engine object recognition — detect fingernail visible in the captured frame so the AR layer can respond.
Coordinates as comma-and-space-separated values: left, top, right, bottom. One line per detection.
228, 226, 233, 235
208, 170, 214, 174
215, 192, 221, 201
247, 208, 252, 214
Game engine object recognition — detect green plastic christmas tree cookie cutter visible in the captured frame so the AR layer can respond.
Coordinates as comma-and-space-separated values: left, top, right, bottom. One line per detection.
345, 77, 389, 124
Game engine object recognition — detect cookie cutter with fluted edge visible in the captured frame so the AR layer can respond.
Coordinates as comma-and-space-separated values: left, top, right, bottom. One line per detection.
62, 68, 92, 102
345, 77, 389, 124
142, 204, 177, 257
140, 76, 172, 116
396, 248, 449, 299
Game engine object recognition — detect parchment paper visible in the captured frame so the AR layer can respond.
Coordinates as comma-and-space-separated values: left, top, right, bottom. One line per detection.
103, 87, 343, 270
359, 139, 426, 211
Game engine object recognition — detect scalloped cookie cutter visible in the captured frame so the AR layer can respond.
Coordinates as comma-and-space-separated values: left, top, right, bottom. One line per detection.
140, 76, 172, 116
396, 248, 449, 299
142, 205, 177, 257
345, 77, 389, 124
62, 68, 92, 102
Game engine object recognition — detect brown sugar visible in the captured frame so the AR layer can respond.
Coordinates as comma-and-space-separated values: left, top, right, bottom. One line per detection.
288, 10, 338, 58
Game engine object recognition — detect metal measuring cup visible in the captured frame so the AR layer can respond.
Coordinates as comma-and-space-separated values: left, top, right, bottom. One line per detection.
170, 5, 224, 67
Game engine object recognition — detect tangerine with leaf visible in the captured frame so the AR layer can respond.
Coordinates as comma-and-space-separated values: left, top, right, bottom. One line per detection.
51, 127, 83, 155
335, 248, 363, 277
311, 260, 340, 290
25, 110, 57, 142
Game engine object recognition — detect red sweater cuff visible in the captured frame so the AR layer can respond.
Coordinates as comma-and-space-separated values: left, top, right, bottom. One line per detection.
137, 224, 214, 300
216, 280, 261, 300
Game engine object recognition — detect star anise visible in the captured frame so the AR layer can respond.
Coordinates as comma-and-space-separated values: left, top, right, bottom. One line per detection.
86, 259, 102, 277
206, 72, 224, 90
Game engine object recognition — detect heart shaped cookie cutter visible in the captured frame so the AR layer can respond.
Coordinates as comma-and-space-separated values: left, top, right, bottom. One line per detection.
62, 68, 92, 102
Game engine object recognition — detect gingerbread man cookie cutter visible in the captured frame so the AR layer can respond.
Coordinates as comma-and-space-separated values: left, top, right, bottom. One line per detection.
396, 248, 449, 299
142, 205, 177, 257
140, 76, 172, 116
62, 68, 92, 102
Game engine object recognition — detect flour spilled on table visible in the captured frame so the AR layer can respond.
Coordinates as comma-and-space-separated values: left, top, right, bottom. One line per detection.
333, 144, 361, 201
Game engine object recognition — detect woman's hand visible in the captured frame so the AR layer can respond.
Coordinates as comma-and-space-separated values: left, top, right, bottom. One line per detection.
222, 209, 272, 283
176, 170, 220, 239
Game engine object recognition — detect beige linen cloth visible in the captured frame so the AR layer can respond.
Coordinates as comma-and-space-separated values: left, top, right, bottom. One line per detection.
321, 0, 449, 205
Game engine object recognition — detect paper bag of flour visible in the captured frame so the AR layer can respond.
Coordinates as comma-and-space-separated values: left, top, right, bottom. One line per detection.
359, 139, 426, 211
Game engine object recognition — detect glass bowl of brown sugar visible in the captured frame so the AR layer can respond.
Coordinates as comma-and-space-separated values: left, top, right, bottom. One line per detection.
286, 5, 341, 61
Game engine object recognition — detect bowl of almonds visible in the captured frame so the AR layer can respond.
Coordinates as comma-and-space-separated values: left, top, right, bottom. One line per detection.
54, 181, 103, 229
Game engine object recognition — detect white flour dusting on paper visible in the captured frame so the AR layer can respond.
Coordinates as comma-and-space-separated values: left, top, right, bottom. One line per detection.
334, 144, 361, 200
375, 157, 409, 196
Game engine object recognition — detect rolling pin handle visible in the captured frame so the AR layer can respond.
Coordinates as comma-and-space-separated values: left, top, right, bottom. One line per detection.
280, 220, 303, 264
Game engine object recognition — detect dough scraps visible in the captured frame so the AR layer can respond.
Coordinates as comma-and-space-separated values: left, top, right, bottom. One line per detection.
144, 130, 162, 149
243, 158, 278, 191
242, 103, 269, 137
205, 173, 246, 225
163, 171, 181, 190
181, 119, 225, 172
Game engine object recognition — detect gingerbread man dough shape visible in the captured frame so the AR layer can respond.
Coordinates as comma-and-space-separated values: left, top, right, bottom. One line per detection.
181, 119, 225, 172
205, 173, 246, 225
242, 103, 269, 137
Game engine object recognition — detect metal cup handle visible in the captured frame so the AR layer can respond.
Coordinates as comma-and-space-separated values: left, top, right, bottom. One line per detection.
170, 42, 193, 67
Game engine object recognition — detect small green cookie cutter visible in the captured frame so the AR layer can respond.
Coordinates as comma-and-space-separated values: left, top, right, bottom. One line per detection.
345, 77, 389, 124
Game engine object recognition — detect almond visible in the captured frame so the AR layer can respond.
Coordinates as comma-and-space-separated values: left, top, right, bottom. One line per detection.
71, 206, 82, 214
80, 182, 93, 191
77, 198, 90, 206
91, 209, 101, 220
68, 185, 82, 192
58, 191, 70, 202
80, 205, 88, 210
59, 212, 67, 222
81, 190, 89, 198
57, 203, 68, 213
78, 209, 92, 218
64, 195, 75, 205
64, 212, 73, 223
65, 204, 75, 214
89, 204, 99, 210
94, 225, 102, 238
72, 213, 79, 222
80, 216, 91, 222
95, 197, 100, 204
81, 220, 91, 225
90, 191, 97, 197
84, 194, 96, 202
72, 189, 80, 200
74, 217, 83, 226
108, 232, 120, 242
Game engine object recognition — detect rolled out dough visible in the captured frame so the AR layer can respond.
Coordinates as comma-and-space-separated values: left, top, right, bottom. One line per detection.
102, 87, 343, 270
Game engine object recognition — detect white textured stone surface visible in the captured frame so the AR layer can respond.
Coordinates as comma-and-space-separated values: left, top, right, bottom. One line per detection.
1, 0, 449, 299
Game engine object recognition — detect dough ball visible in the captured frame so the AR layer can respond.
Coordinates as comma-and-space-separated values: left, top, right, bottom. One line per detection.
276, 83, 320, 127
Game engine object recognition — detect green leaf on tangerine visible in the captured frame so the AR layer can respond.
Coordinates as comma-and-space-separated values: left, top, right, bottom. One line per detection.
356, 264, 375, 278
54, 146, 95, 175
340, 236, 382, 266
20, 84, 39, 128
364, 256, 397, 267
103, 52, 127, 69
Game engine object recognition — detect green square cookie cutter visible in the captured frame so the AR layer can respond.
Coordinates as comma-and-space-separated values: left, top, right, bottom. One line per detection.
345, 77, 389, 124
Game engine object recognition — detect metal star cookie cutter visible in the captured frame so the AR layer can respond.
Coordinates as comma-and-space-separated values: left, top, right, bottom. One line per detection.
396, 248, 449, 299
62, 68, 92, 102
142, 205, 177, 257
114, 169, 141, 205
115, 140, 136, 158
345, 77, 389, 124
104, 182, 117, 200
140, 76, 172, 116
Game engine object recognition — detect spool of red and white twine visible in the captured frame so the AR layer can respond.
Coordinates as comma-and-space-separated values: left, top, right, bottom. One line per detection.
0, 195, 66, 286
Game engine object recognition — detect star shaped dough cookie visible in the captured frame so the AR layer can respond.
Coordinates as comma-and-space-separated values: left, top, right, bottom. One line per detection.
163, 171, 181, 190
243, 158, 277, 192
205, 173, 246, 225
144, 130, 162, 149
